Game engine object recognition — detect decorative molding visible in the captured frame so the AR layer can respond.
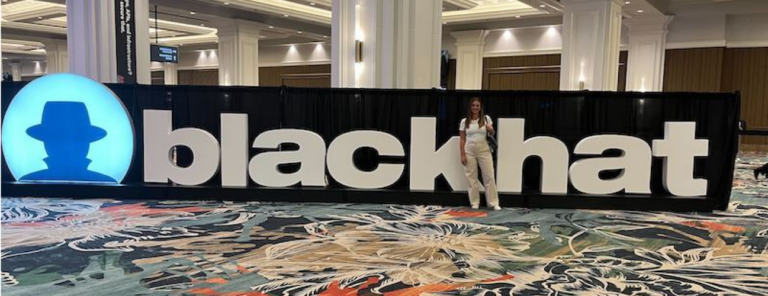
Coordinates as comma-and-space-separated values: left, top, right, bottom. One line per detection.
0, 20, 67, 35
666, 40, 727, 49
260, 60, 332, 67
444, 0, 479, 10
484, 48, 562, 57
219, 0, 331, 25
726, 40, 768, 48
443, 3, 543, 24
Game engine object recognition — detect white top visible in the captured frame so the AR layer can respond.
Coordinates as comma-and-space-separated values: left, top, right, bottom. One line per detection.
459, 116, 492, 143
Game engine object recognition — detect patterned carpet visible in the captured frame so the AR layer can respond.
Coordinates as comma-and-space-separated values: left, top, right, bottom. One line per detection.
2, 154, 767, 296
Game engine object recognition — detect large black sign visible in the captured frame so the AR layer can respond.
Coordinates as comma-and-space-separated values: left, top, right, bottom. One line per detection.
115, 0, 137, 84
0, 83, 741, 211
150, 45, 178, 63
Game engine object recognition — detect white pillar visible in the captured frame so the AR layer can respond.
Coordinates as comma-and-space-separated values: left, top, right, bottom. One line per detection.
332, 0, 443, 89
560, 0, 623, 91
216, 20, 262, 86
451, 30, 488, 90
625, 16, 673, 92
67, 0, 149, 83
10, 62, 22, 82
163, 63, 178, 85
42, 39, 68, 73
135, 0, 151, 84
67, 0, 117, 83
331, 0, 356, 88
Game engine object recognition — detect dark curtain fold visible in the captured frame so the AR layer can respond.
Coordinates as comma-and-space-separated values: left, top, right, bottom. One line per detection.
1, 82, 740, 207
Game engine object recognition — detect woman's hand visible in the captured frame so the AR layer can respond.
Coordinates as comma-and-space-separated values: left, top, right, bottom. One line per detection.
461, 153, 467, 165
486, 124, 495, 135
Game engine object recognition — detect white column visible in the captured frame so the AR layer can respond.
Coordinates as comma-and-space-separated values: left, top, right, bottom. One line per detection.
450, 30, 488, 90
216, 20, 262, 86
331, 0, 356, 87
625, 16, 673, 92
135, 0, 151, 84
42, 39, 68, 73
66, 0, 149, 83
332, 0, 443, 89
163, 63, 178, 85
67, 0, 117, 83
10, 62, 22, 82
560, 0, 623, 91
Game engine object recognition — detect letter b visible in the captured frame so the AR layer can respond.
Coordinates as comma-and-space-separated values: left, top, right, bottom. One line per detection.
143, 110, 220, 186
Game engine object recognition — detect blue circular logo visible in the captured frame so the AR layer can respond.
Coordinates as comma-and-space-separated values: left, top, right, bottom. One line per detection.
2, 73, 134, 183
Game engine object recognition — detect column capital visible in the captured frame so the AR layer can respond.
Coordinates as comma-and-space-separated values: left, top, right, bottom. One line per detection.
450, 30, 489, 45
561, 0, 624, 5
40, 38, 67, 48
213, 19, 266, 36
624, 15, 674, 34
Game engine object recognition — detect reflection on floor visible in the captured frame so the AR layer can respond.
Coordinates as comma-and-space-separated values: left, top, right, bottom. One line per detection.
2, 153, 767, 296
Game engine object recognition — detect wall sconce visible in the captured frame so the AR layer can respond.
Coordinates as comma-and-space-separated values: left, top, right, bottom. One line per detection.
355, 40, 363, 63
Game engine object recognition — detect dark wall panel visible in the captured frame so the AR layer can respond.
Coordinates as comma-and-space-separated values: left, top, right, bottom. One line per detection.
663, 48, 724, 92
260, 64, 331, 87
722, 47, 768, 147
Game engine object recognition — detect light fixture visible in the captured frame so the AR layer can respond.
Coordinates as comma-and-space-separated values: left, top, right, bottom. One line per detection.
637, 9, 644, 13
539, 4, 546, 7
625, 1, 630, 4
200, 24, 205, 27
355, 40, 363, 63
310, 2, 316, 5
515, 15, 521, 18
190, 11, 196, 15
260, 35, 265, 38
323, 35, 328, 38
224, 2, 230, 5
37, 16, 43, 20
283, 14, 289, 17
298, 30, 303, 34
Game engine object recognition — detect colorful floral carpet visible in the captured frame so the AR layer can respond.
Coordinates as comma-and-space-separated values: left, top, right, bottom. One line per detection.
2, 153, 767, 296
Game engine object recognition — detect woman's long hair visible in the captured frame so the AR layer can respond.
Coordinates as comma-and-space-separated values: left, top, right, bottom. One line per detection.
465, 97, 486, 129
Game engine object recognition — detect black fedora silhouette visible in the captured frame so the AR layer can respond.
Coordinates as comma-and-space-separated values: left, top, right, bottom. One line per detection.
20, 101, 116, 182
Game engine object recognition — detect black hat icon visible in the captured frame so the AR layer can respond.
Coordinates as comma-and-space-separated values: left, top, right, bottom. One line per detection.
27, 102, 107, 143
20, 101, 116, 182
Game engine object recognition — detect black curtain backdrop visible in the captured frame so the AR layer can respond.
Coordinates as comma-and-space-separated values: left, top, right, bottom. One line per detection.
1, 82, 740, 209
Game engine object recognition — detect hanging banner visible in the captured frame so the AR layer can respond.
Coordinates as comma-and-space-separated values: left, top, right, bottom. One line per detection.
115, 0, 137, 84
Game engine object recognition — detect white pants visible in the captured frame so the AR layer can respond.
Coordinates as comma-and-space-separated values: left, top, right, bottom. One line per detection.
463, 141, 499, 207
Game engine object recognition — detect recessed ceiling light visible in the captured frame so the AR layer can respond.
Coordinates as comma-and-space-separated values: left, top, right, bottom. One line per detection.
515, 15, 521, 18
283, 14, 289, 17
310, 2, 316, 5
179, 43, 184, 46
298, 30, 303, 34
539, 4, 546, 8
637, 9, 644, 13
625, 1, 630, 4
190, 11, 196, 15
37, 16, 43, 19
269, 26, 274, 29
323, 35, 327, 38
224, 2, 230, 5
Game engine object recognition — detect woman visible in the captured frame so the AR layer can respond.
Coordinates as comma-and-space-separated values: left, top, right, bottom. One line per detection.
459, 97, 500, 210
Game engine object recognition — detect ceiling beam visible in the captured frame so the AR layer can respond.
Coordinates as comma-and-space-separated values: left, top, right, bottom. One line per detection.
3, 4, 67, 22
444, 0, 479, 10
